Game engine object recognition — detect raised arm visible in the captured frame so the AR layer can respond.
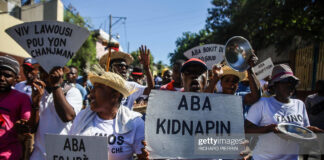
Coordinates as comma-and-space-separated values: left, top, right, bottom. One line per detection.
49, 67, 76, 122
243, 54, 261, 105
139, 45, 154, 95
204, 64, 222, 93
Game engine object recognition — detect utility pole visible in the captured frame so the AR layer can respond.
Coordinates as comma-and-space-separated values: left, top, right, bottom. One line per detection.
104, 14, 127, 72
105, 14, 113, 72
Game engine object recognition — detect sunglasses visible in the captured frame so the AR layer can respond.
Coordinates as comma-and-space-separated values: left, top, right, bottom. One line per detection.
113, 63, 129, 69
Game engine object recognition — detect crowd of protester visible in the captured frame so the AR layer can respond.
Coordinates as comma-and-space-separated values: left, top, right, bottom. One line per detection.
0, 44, 324, 160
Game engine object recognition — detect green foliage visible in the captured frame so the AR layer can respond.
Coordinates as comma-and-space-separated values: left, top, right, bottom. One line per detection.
169, 0, 324, 64
206, 0, 324, 51
64, 9, 97, 74
168, 30, 211, 64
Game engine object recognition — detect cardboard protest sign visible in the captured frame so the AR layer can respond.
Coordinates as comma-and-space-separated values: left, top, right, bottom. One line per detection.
5, 21, 90, 73
252, 58, 274, 80
45, 134, 108, 160
145, 90, 245, 159
183, 44, 225, 70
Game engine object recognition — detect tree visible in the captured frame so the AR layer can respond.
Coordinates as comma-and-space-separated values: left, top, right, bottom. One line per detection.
169, 0, 324, 63
64, 9, 97, 74
206, 0, 324, 52
168, 30, 211, 65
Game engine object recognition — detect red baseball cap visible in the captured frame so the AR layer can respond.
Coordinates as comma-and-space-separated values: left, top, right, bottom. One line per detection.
180, 58, 207, 73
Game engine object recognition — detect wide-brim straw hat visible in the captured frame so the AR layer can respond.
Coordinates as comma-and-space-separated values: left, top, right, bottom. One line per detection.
88, 65, 135, 98
220, 65, 246, 81
99, 51, 134, 68
269, 64, 299, 86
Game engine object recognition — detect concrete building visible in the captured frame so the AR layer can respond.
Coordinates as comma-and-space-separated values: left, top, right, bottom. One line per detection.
0, 0, 63, 78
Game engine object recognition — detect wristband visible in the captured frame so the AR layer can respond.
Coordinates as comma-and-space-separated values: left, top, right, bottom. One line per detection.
52, 86, 60, 91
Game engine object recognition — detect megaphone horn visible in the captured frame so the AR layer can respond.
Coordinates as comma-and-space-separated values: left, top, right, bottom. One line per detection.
225, 36, 254, 72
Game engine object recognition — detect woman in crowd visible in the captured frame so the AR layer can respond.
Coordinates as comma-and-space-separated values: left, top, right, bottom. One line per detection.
206, 55, 261, 114
245, 64, 323, 160
68, 65, 148, 160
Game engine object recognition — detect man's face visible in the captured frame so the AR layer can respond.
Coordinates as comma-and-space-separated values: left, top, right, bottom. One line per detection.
23, 64, 39, 84
162, 70, 172, 84
221, 75, 239, 94
172, 64, 182, 83
182, 65, 205, 92
0, 67, 16, 92
111, 60, 128, 79
132, 75, 143, 84
66, 68, 78, 83
89, 83, 121, 112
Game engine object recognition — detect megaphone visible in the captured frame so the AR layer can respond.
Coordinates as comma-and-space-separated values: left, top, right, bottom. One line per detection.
225, 36, 254, 72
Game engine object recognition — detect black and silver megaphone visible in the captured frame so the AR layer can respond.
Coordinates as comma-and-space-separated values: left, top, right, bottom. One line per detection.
225, 36, 254, 72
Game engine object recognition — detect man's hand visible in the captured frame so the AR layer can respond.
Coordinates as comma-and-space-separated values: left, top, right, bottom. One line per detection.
266, 124, 279, 133
137, 140, 149, 160
139, 45, 151, 69
48, 66, 64, 88
14, 119, 30, 134
248, 53, 258, 68
240, 139, 252, 160
31, 79, 46, 105
307, 126, 324, 133
212, 64, 223, 80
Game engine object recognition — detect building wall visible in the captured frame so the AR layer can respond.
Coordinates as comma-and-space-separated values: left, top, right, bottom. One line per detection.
0, 0, 8, 12
21, 2, 44, 21
21, 0, 63, 22
0, 14, 30, 58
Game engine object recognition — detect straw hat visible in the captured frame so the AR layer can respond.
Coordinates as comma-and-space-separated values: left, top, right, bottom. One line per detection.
99, 51, 134, 68
220, 65, 246, 81
87, 65, 134, 98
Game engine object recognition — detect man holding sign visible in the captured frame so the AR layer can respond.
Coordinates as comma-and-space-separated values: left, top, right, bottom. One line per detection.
30, 66, 82, 160
5, 21, 89, 160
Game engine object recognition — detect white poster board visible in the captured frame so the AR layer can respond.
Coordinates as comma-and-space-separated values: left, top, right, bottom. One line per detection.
145, 90, 245, 159
183, 44, 225, 70
5, 21, 90, 73
252, 58, 274, 80
45, 134, 108, 160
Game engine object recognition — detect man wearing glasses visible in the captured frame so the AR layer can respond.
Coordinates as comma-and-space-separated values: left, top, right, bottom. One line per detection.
99, 45, 154, 110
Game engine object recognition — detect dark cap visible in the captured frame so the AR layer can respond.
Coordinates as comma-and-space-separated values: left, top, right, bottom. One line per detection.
23, 58, 38, 68
181, 58, 207, 73
0, 55, 20, 75
131, 67, 143, 76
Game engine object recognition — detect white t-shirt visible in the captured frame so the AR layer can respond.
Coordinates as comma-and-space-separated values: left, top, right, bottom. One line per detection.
14, 80, 32, 97
30, 87, 83, 160
81, 115, 145, 160
122, 81, 146, 110
246, 97, 310, 160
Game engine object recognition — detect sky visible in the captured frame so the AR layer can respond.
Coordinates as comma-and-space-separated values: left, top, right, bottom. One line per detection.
61, 0, 214, 65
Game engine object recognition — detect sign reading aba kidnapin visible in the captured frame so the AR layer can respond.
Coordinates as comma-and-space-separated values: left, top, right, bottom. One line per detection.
6, 21, 90, 73
145, 90, 245, 159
